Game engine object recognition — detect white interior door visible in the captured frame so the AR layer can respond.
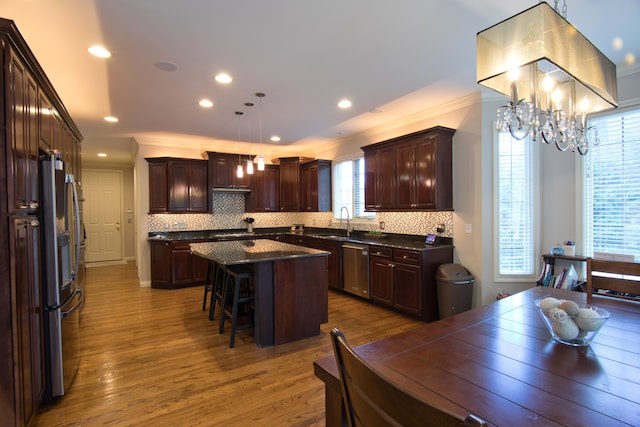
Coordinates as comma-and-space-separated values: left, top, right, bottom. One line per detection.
84, 170, 123, 263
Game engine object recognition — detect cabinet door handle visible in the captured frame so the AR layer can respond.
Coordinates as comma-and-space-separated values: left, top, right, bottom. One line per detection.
30, 220, 40, 227
30, 201, 39, 209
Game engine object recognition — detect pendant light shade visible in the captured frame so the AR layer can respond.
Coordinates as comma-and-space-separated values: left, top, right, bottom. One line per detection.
235, 111, 244, 177
256, 92, 266, 171
476, 2, 617, 154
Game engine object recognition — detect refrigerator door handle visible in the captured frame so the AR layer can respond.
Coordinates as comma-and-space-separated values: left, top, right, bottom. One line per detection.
61, 290, 84, 318
66, 174, 81, 281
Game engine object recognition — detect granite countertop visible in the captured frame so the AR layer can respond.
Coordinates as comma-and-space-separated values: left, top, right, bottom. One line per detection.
190, 240, 329, 265
149, 227, 454, 252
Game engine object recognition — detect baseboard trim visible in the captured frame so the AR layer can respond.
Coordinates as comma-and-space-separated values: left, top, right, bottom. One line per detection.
86, 260, 127, 268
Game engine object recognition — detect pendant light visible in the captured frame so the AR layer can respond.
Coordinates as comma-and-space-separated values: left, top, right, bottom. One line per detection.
256, 92, 266, 171
244, 102, 254, 174
476, 1, 617, 155
235, 111, 244, 179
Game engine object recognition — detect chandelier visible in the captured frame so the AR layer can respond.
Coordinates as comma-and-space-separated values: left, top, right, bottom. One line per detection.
476, 1, 618, 155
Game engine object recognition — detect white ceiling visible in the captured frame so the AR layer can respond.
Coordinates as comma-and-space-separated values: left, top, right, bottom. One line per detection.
2, 1, 639, 166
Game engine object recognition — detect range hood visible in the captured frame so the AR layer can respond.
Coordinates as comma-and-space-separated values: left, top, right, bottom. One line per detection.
211, 187, 251, 193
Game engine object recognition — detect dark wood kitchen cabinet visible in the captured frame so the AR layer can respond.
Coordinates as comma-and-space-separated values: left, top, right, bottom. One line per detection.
169, 160, 208, 212
10, 217, 44, 427
146, 158, 209, 213
2, 19, 83, 426
300, 160, 332, 212
206, 151, 251, 189
278, 157, 332, 212
369, 246, 453, 321
150, 240, 210, 289
149, 240, 172, 287
246, 164, 280, 212
363, 144, 396, 211
8, 49, 39, 214
362, 126, 454, 211
278, 157, 302, 211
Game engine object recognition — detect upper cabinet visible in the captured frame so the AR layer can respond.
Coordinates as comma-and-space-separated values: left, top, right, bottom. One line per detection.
246, 164, 280, 212
146, 158, 209, 213
278, 157, 302, 211
206, 151, 251, 189
278, 158, 332, 212
362, 126, 455, 211
300, 160, 332, 212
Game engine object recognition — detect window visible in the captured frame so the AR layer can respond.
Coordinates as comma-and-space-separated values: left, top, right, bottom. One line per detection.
494, 130, 538, 278
584, 107, 640, 260
333, 158, 375, 220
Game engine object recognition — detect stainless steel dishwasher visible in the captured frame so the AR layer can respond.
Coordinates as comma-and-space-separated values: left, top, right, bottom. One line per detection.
342, 243, 369, 298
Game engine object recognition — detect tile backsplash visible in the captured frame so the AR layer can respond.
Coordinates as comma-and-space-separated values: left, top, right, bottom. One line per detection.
148, 192, 453, 237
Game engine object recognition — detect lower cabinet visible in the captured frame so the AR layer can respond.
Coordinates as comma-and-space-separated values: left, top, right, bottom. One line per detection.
9, 217, 44, 426
150, 240, 210, 289
270, 235, 343, 290
369, 246, 452, 321
306, 237, 343, 291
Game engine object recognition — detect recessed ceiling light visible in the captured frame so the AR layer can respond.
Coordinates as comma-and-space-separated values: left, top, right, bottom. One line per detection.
104, 116, 119, 123
214, 73, 232, 84
97, 153, 107, 157
155, 61, 178, 71
270, 136, 281, 142
337, 99, 352, 109
88, 45, 111, 58
199, 99, 214, 108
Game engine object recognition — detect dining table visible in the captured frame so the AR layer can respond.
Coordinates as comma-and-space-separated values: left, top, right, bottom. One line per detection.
314, 286, 640, 426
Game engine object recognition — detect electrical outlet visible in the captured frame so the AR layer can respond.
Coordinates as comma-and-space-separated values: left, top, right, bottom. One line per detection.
379, 221, 385, 230
436, 223, 445, 234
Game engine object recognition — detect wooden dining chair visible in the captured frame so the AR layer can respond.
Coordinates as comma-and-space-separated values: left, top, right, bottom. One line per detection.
330, 328, 488, 427
586, 258, 640, 301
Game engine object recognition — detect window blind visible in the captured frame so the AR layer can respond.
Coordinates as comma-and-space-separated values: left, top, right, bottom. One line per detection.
585, 108, 640, 259
497, 132, 535, 275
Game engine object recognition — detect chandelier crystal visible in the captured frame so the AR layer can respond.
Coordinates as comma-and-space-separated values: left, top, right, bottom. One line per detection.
477, 1, 617, 155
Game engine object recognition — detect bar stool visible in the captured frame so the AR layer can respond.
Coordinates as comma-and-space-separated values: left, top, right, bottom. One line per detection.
218, 264, 255, 348
206, 261, 227, 321
202, 261, 223, 317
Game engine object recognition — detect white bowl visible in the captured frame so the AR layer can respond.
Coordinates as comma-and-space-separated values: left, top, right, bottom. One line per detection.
534, 296, 610, 347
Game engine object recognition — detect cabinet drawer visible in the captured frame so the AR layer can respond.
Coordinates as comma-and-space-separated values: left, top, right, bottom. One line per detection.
171, 241, 191, 251
393, 249, 420, 265
369, 247, 392, 259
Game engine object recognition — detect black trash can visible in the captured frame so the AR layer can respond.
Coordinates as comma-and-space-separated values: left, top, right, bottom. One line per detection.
436, 263, 474, 319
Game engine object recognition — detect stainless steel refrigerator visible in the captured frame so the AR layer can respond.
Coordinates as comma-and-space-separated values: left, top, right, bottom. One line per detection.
40, 153, 85, 401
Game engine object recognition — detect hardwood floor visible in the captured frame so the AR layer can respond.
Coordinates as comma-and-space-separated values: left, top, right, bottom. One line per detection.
35, 261, 423, 426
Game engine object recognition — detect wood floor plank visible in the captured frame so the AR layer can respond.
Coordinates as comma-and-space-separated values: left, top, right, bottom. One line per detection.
35, 262, 422, 426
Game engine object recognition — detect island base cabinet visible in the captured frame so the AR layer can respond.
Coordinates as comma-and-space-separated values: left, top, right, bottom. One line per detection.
252, 257, 328, 347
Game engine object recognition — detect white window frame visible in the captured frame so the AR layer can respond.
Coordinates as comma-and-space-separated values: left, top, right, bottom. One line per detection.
493, 128, 541, 281
332, 156, 376, 222
581, 104, 640, 260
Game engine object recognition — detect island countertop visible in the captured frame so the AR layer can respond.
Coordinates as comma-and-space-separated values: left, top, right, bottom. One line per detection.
190, 239, 329, 266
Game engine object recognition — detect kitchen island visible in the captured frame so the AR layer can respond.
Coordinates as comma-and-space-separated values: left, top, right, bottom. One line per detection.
190, 240, 330, 346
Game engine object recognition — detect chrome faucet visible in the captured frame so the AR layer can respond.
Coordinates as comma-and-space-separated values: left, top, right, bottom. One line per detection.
340, 206, 351, 236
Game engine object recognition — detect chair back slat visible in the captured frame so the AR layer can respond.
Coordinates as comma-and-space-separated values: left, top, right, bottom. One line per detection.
587, 258, 640, 301
330, 328, 489, 427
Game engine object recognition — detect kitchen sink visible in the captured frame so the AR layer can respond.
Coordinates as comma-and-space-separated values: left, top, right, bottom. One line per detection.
321, 235, 350, 241
208, 232, 255, 239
